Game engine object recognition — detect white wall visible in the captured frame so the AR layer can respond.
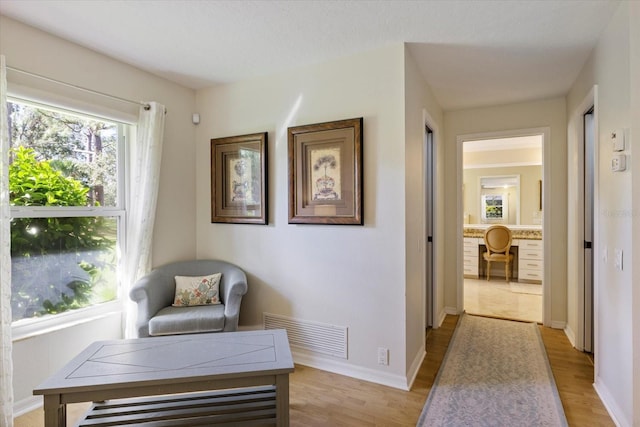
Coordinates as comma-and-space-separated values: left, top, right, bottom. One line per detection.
403, 46, 444, 382
195, 45, 412, 388
443, 98, 567, 322
12, 314, 121, 414
1, 15, 197, 409
566, 3, 638, 425
463, 165, 542, 225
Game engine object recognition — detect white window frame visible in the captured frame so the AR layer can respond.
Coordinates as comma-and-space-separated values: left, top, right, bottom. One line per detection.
8, 97, 127, 341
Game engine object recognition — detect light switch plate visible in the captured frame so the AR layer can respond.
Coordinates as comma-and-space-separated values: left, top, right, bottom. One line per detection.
614, 249, 623, 271
612, 129, 625, 151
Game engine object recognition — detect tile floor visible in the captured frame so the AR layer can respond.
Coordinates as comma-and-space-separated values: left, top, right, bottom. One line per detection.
464, 278, 542, 323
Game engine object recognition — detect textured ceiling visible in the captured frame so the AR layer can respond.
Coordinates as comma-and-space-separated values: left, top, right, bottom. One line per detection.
0, 0, 621, 110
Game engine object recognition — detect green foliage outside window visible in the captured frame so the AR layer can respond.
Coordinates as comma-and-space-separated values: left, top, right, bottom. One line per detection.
9, 147, 112, 256
8, 101, 119, 321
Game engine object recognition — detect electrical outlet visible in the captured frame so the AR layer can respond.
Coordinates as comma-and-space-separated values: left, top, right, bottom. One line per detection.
611, 154, 626, 172
377, 347, 389, 365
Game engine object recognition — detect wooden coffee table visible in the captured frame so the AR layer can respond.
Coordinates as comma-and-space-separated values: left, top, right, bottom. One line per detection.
33, 329, 294, 426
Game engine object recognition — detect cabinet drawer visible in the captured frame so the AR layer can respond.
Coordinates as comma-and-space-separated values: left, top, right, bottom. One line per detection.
463, 255, 478, 266
519, 259, 543, 271
463, 245, 479, 256
519, 268, 543, 282
463, 265, 478, 277
463, 238, 479, 247
519, 249, 543, 261
519, 239, 543, 250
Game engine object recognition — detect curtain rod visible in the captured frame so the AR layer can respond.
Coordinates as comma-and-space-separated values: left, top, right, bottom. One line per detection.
7, 65, 151, 110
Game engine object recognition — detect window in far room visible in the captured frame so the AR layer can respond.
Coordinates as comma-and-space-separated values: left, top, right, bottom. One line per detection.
8, 98, 126, 330
482, 194, 505, 221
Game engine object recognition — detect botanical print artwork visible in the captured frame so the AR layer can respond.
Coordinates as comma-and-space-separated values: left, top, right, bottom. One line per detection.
229, 150, 259, 205
311, 147, 341, 201
211, 132, 267, 224
287, 118, 361, 224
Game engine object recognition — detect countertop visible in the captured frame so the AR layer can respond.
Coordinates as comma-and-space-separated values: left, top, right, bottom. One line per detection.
463, 225, 542, 240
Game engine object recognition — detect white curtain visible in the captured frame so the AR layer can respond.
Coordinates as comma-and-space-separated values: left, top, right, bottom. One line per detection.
0, 55, 14, 427
124, 102, 165, 338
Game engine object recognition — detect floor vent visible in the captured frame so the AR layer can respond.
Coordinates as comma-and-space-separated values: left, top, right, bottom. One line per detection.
263, 313, 347, 359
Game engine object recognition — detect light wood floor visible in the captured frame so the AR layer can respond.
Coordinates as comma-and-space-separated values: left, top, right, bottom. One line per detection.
15, 315, 613, 427
464, 278, 543, 323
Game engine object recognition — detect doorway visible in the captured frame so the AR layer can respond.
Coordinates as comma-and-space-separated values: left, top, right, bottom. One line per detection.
425, 124, 434, 328
583, 108, 595, 353
569, 85, 598, 354
457, 129, 550, 325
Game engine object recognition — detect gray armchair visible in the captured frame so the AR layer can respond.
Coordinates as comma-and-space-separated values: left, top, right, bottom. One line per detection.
129, 260, 248, 338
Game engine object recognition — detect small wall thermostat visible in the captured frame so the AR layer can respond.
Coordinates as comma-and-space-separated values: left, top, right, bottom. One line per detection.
611, 154, 626, 172
611, 129, 625, 151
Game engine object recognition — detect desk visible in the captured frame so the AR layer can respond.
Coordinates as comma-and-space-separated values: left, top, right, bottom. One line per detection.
464, 235, 543, 282
33, 330, 294, 427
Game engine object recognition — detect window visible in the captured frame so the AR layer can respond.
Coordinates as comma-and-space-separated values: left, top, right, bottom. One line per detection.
482, 194, 504, 220
8, 99, 125, 326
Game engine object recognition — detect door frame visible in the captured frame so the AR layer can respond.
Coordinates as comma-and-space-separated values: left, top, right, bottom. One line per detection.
424, 122, 434, 328
583, 107, 595, 353
456, 127, 551, 326
568, 85, 599, 353
423, 108, 440, 329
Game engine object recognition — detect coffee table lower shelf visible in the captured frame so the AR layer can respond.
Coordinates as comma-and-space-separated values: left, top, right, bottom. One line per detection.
76, 386, 278, 427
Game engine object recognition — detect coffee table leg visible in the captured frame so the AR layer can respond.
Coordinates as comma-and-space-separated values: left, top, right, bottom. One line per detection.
43, 394, 66, 427
275, 374, 290, 426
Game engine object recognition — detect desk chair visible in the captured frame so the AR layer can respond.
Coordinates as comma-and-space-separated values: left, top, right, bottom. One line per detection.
483, 225, 514, 282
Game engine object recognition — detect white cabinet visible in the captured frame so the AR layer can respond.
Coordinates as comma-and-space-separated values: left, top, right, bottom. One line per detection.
518, 239, 543, 283
463, 238, 479, 278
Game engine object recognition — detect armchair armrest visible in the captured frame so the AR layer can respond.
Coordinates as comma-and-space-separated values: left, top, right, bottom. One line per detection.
129, 270, 175, 337
220, 267, 248, 331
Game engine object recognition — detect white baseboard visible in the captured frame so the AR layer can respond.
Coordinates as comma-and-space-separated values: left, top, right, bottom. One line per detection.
550, 320, 566, 329
436, 307, 447, 328
14, 395, 42, 418
563, 323, 576, 348
406, 346, 426, 390
292, 348, 409, 391
594, 377, 627, 427
245, 323, 410, 390
444, 306, 458, 315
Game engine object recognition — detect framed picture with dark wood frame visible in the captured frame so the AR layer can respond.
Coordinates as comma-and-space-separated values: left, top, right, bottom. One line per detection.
288, 117, 363, 225
211, 132, 268, 224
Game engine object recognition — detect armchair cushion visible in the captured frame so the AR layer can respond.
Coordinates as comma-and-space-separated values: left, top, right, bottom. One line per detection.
149, 304, 225, 336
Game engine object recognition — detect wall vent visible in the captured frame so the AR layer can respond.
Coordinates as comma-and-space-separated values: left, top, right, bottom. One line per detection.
263, 313, 347, 359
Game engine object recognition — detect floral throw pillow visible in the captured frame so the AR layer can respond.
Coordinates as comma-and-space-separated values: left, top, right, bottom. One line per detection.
172, 273, 222, 307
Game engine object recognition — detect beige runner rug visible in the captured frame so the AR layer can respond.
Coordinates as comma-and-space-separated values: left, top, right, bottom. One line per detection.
418, 314, 567, 426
